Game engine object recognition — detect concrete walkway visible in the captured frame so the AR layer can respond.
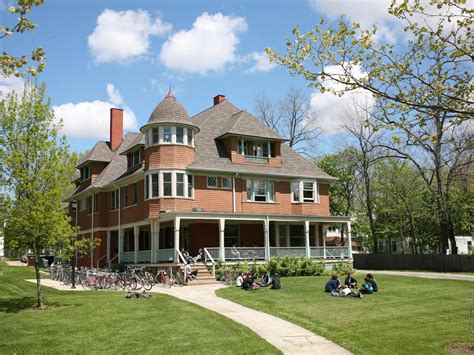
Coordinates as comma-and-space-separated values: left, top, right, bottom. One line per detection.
151, 284, 351, 355
26, 278, 350, 354
358, 270, 474, 281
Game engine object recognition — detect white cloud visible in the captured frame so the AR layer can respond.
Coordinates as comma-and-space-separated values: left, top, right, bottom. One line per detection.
53, 84, 137, 139
244, 51, 277, 73
308, 0, 399, 42
88, 9, 171, 64
160, 12, 247, 74
0, 76, 25, 97
309, 64, 375, 133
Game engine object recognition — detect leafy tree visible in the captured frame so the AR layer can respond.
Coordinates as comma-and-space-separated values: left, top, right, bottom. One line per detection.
266, 0, 473, 253
1, 0, 45, 77
0, 83, 75, 308
254, 88, 320, 154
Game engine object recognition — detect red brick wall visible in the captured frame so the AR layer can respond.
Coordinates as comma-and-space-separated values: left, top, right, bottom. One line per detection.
145, 145, 195, 170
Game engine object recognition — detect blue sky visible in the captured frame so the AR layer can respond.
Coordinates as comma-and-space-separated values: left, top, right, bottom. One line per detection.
1, 0, 405, 153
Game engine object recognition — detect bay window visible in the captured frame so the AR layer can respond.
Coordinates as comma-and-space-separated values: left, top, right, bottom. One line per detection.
246, 179, 274, 202
291, 181, 318, 203
303, 182, 315, 202
145, 171, 194, 199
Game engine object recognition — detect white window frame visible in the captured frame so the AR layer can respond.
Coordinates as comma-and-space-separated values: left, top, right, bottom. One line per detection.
291, 180, 319, 204
111, 190, 119, 211
176, 127, 184, 144
145, 170, 194, 199
207, 176, 218, 189
246, 179, 275, 203
303, 181, 315, 203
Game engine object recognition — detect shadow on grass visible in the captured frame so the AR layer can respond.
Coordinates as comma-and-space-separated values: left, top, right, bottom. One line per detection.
0, 297, 68, 313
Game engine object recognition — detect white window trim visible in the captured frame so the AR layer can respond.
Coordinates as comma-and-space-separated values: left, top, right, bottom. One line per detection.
246, 179, 275, 203
291, 180, 319, 204
221, 177, 232, 190
145, 170, 194, 200
145, 126, 196, 148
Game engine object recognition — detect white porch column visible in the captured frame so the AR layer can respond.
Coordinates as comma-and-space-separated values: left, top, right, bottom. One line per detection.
106, 230, 111, 266
134, 226, 139, 264
151, 220, 160, 263
174, 217, 181, 262
264, 218, 270, 261
219, 218, 225, 262
304, 220, 310, 258
347, 221, 353, 259
323, 225, 327, 259
118, 228, 124, 263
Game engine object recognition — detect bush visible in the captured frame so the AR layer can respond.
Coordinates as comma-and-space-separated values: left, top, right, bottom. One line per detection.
331, 261, 354, 276
110, 262, 126, 272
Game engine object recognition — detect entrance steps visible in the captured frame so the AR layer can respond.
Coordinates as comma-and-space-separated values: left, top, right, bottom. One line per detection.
180, 263, 220, 286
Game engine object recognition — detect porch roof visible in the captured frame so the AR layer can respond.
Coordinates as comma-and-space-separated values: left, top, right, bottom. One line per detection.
156, 211, 351, 224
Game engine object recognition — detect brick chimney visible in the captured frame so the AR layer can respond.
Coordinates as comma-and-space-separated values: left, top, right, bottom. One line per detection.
109, 108, 123, 151
213, 94, 225, 106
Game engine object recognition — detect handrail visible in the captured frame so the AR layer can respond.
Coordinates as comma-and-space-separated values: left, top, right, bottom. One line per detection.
97, 254, 107, 268
176, 249, 186, 265
203, 248, 216, 277
109, 254, 118, 266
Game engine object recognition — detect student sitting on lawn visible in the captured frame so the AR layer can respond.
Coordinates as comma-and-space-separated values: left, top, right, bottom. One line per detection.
339, 284, 363, 298
366, 273, 378, 292
360, 276, 374, 294
236, 272, 243, 287
325, 274, 341, 296
270, 273, 281, 289
259, 272, 270, 287
344, 272, 358, 289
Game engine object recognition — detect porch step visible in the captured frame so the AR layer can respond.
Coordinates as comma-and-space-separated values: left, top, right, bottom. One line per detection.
179, 263, 219, 286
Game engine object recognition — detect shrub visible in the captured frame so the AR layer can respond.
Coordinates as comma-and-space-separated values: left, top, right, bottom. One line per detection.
331, 261, 354, 276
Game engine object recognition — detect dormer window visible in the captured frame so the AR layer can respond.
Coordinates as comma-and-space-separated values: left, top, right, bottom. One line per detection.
237, 137, 273, 163
80, 166, 91, 180
129, 150, 141, 167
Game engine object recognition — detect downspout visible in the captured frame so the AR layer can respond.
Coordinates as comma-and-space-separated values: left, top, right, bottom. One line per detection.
232, 173, 239, 213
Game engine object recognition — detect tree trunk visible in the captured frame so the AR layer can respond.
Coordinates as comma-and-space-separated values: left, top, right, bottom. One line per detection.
363, 170, 377, 253
34, 254, 43, 308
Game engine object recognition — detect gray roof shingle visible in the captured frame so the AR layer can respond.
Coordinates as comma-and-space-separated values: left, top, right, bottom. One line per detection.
76, 141, 114, 167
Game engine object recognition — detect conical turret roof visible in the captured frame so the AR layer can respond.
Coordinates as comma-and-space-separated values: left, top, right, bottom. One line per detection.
141, 90, 199, 131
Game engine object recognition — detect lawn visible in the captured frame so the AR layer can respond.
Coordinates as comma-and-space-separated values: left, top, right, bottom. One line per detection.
217, 274, 474, 354
0, 264, 279, 354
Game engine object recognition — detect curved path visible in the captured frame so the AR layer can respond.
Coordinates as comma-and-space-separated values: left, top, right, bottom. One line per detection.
151, 284, 351, 355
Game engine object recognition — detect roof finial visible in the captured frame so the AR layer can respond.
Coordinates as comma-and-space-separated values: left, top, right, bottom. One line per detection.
165, 86, 175, 99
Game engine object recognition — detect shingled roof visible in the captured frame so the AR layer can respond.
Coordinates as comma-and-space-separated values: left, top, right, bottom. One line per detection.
140, 90, 199, 131
76, 141, 114, 167
188, 100, 335, 180
217, 110, 286, 141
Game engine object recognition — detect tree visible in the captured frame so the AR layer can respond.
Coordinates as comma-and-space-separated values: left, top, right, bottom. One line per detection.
0, 83, 75, 308
266, 0, 473, 253
1, 0, 45, 77
254, 88, 320, 154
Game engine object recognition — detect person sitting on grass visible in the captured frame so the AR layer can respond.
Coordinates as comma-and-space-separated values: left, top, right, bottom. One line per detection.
360, 276, 374, 294
339, 284, 363, 298
236, 272, 243, 287
242, 273, 260, 291
366, 273, 378, 292
325, 274, 341, 296
259, 272, 270, 287
344, 272, 358, 289
270, 273, 281, 289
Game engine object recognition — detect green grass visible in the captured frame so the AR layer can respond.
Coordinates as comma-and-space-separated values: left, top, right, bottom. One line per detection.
217, 274, 474, 354
0, 265, 279, 354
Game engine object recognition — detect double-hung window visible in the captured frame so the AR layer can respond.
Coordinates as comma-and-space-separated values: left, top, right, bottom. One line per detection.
187, 175, 194, 198
303, 182, 315, 202
111, 190, 119, 210
176, 173, 184, 197
163, 173, 172, 196
291, 181, 318, 203
152, 127, 159, 144
246, 179, 274, 202
151, 174, 159, 198
187, 128, 193, 146
176, 127, 184, 144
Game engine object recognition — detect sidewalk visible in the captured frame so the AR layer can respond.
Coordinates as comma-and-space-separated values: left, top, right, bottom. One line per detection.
151, 284, 351, 355
357, 270, 474, 281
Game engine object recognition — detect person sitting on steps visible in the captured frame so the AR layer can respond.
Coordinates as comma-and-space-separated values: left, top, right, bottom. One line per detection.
184, 261, 198, 284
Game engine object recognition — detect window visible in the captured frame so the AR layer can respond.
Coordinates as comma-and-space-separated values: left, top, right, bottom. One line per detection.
93, 193, 99, 213
163, 173, 172, 196
291, 182, 300, 202
187, 175, 194, 198
151, 174, 159, 198
139, 227, 151, 251
224, 225, 240, 247
289, 225, 305, 247
163, 127, 172, 143
131, 183, 137, 205
391, 240, 398, 252
80, 199, 86, 211
123, 186, 128, 207
80, 166, 90, 180
187, 128, 193, 145
176, 127, 184, 144
130, 150, 140, 166
145, 175, 149, 200
238, 138, 247, 155
278, 225, 287, 247
145, 131, 150, 146
222, 177, 232, 189
253, 142, 269, 157
246, 179, 274, 202
176, 173, 184, 197
111, 190, 119, 210
207, 176, 217, 188
123, 229, 134, 252
152, 128, 159, 144
303, 182, 315, 202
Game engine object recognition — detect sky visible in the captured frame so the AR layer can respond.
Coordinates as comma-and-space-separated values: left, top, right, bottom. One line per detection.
1, 0, 409, 153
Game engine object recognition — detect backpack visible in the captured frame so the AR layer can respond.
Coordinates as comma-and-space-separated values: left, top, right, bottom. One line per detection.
271, 276, 281, 289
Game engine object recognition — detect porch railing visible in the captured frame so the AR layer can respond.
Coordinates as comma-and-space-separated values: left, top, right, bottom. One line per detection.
121, 252, 134, 263
155, 248, 174, 263
326, 246, 350, 259
206, 248, 220, 261
226, 247, 265, 260
270, 247, 306, 257
137, 250, 151, 263
203, 248, 216, 277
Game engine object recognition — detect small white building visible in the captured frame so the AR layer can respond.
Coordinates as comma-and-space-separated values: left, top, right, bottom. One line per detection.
454, 236, 473, 255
